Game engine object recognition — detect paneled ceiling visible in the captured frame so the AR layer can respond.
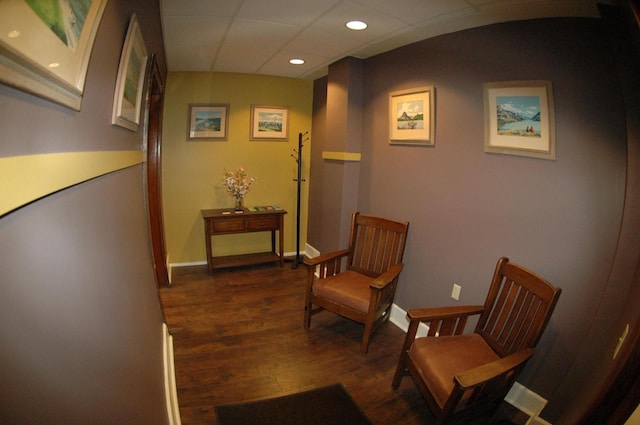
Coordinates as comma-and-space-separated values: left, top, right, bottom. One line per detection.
161, 0, 603, 80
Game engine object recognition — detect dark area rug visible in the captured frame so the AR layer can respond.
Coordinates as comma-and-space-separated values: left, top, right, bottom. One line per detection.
214, 383, 373, 425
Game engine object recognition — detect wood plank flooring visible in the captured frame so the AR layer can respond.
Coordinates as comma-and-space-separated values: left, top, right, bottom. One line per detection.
159, 263, 526, 425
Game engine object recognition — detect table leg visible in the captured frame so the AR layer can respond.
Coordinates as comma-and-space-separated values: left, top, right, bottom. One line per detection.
278, 215, 284, 267
204, 220, 213, 274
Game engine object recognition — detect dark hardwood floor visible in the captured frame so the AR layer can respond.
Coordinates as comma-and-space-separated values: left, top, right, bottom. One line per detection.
159, 262, 527, 425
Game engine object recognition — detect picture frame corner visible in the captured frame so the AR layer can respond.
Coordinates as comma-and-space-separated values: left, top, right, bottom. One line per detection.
482, 79, 556, 160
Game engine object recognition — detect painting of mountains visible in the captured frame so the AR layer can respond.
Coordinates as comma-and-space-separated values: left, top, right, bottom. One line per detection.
496, 95, 542, 137
257, 112, 283, 133
396, 100, 424, 130
251, 106, 288, 140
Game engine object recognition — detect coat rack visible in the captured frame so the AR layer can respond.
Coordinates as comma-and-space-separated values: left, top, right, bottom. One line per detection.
291, 131, 308, 268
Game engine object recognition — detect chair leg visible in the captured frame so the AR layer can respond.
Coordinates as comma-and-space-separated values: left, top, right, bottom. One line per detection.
361, 332, 370, 353
392, 352, 407, 388
361, 321, 374, 353
303, 300, 312, 330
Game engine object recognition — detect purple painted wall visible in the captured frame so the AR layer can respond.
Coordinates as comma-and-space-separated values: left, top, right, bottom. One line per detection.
309, 16, 638, 424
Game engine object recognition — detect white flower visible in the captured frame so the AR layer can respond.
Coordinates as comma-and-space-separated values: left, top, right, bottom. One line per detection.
221, 167, 256, 198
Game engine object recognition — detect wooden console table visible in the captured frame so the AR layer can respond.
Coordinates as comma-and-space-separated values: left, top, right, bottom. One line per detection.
201, 208, 287, 273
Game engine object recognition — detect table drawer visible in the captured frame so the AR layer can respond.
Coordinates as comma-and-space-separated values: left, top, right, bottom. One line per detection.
211, 218, 245, 233
246, 216, 278, 230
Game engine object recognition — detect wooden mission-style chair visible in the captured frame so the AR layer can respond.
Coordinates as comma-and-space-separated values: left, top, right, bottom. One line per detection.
303, 212, 410, 353
392, 257, 561, 425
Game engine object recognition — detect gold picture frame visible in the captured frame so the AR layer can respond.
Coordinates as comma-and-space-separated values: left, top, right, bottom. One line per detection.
250, 105, 289, 141
389, 86, 435, 146
483, 80, 556, 160
0, 0, 108, 111
112, 14, 148, 131
187, 103, 230, 141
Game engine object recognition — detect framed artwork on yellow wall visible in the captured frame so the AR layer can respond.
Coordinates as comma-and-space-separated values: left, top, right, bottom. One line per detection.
483, 80, 556, 160
0, 0, 108, 111
389, 86, 435, 146
187, 103, 230, 141
112, 14, 148, 131
250, 105, 289, 141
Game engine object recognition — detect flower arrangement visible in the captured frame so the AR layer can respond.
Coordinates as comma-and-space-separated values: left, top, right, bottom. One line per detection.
222, 167, 257, 200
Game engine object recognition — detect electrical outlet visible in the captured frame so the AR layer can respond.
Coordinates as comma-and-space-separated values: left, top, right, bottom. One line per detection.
451, 283, 461, 300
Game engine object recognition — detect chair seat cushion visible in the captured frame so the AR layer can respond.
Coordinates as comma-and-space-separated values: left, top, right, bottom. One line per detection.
312, 270, 372, 313
408, 333, 500, 408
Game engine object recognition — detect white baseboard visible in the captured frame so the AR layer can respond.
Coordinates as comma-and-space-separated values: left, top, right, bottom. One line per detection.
162, 323, 181, 425
168, 250, 301, 272
305, 243, 320, 259
170, 260, 207, 268
389, 303, 550, 424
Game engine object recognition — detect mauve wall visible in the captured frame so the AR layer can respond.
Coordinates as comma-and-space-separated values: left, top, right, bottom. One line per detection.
309, 17, 632, 424
0, 1, 169, 424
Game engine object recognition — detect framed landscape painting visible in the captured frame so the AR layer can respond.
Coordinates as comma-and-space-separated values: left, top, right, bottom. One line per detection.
483, 80, 556, 160
250, 105, 289, 140
188, 104, 229, 141
0, 0, 108, 110
389, 86, 435, 146
112, 14, 148, 131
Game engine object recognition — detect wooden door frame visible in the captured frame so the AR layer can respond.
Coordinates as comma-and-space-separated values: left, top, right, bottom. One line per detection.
144, 55, 169, 287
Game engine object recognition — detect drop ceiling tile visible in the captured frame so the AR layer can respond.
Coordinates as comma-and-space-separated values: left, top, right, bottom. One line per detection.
164, 44, 217, 71
162, 16, 230, 45
348, 26, 426, 58
162, 0, 243, 17
222, 19, 301, 49
310, 0, 409, 42
237, 0, 341, 26
213, 40, 273, 73
352, 0, 475, 25
412, 7, 480, 28
258, 49, 332, 78
213, 20, 299, 74
160, 0, 604, 76
285, 28, 362, 59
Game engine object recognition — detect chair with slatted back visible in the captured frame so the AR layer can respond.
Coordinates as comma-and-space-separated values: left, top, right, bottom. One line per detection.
392, 256, 561, 424
303, 212, 410, 353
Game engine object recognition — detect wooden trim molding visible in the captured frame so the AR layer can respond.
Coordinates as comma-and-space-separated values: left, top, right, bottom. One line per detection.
0, 150, 144, 216
322, 151, 361, 162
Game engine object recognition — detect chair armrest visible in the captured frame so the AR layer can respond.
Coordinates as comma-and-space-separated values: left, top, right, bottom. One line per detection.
455, 348, 535, 389
303, 249, 350, 267
404, 305, 485, 338
407, 305, 485, 322
370, 263, 404, 289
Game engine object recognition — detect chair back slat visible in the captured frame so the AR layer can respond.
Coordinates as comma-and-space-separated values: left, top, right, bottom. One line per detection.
476, 258, 561, 356
349, 213, 409, 277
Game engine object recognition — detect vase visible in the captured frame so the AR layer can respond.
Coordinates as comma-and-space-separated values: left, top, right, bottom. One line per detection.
234, 196, 244, 212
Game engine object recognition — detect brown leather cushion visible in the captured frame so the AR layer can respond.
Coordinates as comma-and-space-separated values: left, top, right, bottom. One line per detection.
312, 270, 372, 313
408, 333, 500, 408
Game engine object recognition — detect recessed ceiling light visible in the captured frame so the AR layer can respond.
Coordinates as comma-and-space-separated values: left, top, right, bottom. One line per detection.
346, 20, 367, 31
7, 30, 20, 39
289, 58, 305, 65
48, 62, 60, 68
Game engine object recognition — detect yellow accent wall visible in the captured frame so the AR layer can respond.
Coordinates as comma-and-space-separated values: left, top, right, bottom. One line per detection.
0, 151, 145, 217
162, 72, 313, 263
